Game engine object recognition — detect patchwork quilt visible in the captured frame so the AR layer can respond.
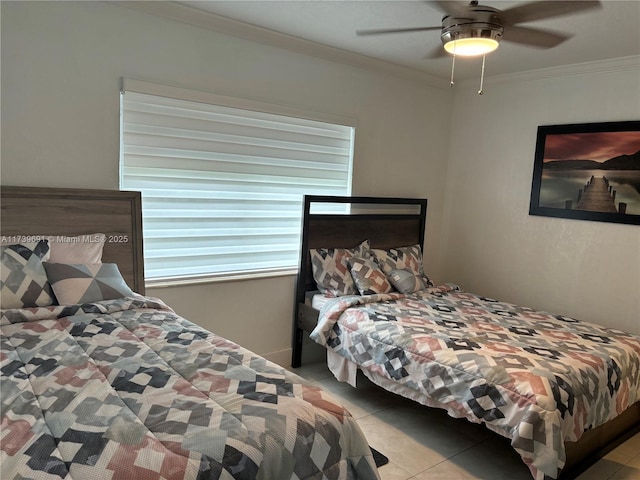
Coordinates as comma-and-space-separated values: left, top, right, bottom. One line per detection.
1, 296, 380, 480
310, 284, 640, 480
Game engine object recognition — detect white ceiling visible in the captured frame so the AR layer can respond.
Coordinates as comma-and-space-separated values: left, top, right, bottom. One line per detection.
163, 0, 640, 82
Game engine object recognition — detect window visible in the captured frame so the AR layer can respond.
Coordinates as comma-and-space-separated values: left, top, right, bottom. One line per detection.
119, 80, 354, 284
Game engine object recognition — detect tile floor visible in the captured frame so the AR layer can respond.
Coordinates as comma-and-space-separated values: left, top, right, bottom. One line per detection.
290, 362, 640, 480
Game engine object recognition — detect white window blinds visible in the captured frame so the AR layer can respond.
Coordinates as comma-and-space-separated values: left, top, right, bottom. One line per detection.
119, 82, 354, 284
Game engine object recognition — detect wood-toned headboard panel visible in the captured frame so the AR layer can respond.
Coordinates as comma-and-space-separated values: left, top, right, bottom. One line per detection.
296, 195, 428, 302
1, 186, 145, 295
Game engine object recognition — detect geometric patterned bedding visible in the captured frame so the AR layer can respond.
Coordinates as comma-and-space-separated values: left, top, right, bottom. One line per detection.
1, 296, 380, 480
310, 284, 640, 480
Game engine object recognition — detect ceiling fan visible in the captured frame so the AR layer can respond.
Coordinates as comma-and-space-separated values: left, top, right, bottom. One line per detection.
358, 1, 602, 57
357, 1, 602, 92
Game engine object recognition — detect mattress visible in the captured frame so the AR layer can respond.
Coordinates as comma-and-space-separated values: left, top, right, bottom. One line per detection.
1, 295, 380, 480
311, 293, 335, 311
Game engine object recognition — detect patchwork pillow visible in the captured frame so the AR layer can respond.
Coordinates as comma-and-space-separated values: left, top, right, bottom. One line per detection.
348, 256, 393, 295
44, 263, 134, 305
1, 240, 55, 309
310, 240, 370, 296
372, 244, 433, 288
388, 268, 430, 294
48, 233, 106, 263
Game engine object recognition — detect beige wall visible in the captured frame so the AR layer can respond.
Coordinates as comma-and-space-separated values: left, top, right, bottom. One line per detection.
1, 1, 452, 364
440, 62, 640, 334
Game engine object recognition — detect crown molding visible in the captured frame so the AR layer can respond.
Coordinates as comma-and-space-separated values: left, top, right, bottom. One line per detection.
111, 1, 447, 89
461, 55, 640, 87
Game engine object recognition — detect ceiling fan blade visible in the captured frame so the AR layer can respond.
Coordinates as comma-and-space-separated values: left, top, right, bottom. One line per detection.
429, 0, 469, 17
356, 26, 441, 36
500, 1, 601, 26
502, 25, 572, 49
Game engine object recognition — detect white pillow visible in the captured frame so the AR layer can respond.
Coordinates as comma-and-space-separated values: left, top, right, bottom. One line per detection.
47, 234, 106, 263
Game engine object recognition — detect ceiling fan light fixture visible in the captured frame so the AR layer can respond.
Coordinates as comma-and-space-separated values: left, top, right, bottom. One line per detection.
444, 36, 499, 56
440, 6, 504, 57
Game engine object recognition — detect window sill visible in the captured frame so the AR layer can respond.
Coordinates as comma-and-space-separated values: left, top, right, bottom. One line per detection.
145, 267, 298, 289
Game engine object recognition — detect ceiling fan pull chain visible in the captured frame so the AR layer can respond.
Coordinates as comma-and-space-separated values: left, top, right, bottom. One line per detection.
450, 52, 456, 87
478, 54, 486, 95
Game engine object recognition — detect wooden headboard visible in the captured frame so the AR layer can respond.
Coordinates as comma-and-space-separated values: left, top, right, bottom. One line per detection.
292, 195, 427, 366
1, 186, 145, 295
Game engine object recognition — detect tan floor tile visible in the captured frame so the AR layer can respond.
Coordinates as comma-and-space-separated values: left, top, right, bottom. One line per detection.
608, 465, 640, 480
355, 403, 493, 476
626, 433, 640, 451
376, 461, 413, 480
314, 373, 403, 419
615, 433, 640, 462
576, 458, 625, 480
412, 434, 531, 480
288, 362, 334, 382
603, 433, 640, 466
357, 413, 452, 475
412, 460, 481, 480
627, 453, 640, 470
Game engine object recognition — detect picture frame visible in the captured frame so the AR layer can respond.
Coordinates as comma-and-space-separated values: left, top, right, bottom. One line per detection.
529, 120, 640, 226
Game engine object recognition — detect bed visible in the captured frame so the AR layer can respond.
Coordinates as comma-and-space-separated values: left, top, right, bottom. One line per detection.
292, 194, 640, 480
1, 186, 381, 480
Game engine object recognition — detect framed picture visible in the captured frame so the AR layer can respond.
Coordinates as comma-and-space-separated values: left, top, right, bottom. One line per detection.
529, 120, 640, 225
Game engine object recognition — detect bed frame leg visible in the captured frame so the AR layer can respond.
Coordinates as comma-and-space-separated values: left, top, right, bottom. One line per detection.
291, 327, 304, 368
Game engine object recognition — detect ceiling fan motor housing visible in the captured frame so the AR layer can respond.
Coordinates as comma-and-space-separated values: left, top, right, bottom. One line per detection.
440, 6, 504, 53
